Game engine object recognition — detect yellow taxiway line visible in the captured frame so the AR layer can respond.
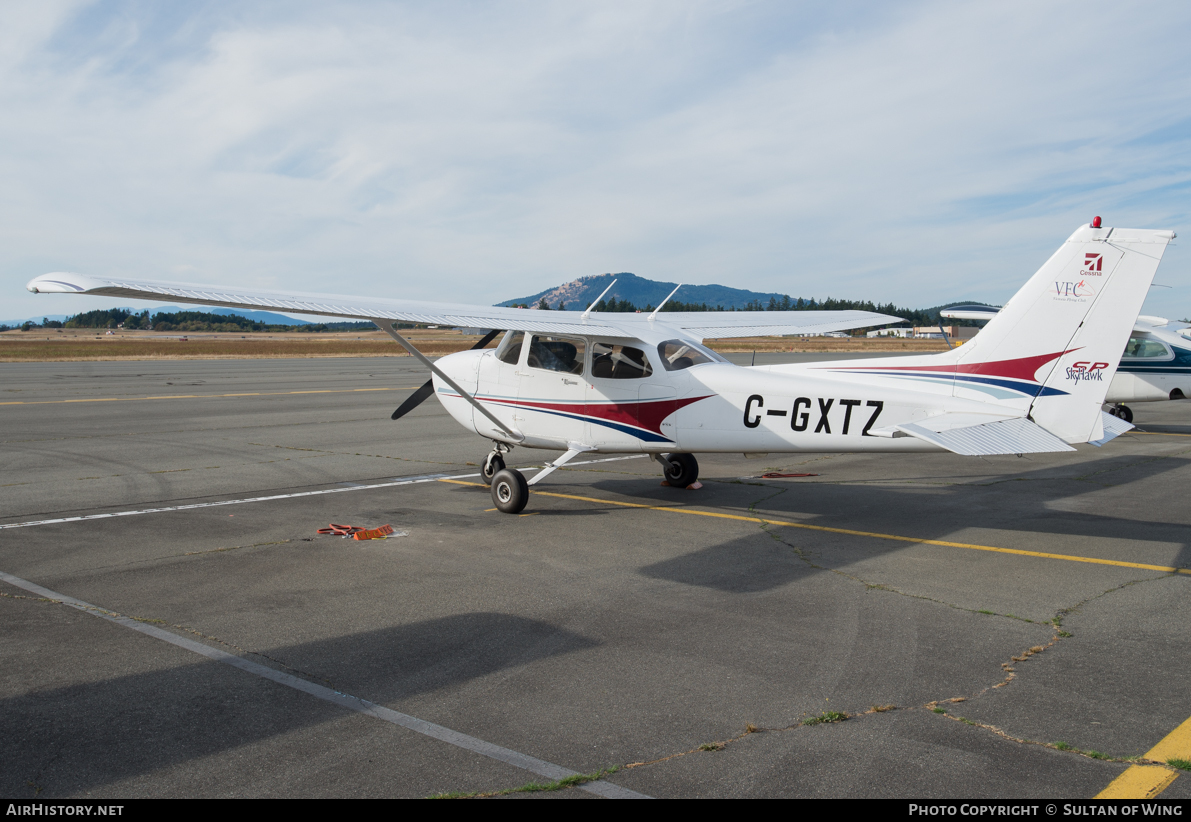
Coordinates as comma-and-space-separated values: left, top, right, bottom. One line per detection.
447, 474, 1191, 798
438, 480, 1191, 576
1096, 716, 1191, 799
0, 387, 422, 406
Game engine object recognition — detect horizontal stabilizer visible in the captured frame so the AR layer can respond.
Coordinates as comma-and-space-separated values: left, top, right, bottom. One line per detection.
1089, 411, 1134, 447
895, 413, 1076, 456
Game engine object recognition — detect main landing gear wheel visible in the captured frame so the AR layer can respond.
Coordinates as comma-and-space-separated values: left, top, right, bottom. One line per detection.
481, 452, 506, 485
663, 453, 699, 488
491, 468, 529, 514
1111, 404, 1134, 423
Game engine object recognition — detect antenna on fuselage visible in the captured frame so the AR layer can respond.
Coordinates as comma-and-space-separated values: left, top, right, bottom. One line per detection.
648, 284, 683, 322
581, 279, 618, 321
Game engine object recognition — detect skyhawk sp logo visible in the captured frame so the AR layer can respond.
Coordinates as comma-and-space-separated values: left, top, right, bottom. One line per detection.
1066, 361, 1109, 382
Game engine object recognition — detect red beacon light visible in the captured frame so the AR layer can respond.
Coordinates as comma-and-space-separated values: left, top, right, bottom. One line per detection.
1091, 216, 1102, 228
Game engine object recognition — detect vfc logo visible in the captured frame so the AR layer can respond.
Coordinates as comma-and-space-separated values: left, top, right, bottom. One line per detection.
1084, 253, 1103, 273
1055, 279, 1096, 298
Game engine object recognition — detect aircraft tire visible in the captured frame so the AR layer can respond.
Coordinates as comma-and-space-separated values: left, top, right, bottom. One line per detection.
1113, 404, 1134, 423
481, 453, 506, 485
491, 468, 529, 514
663, 453, 699, 488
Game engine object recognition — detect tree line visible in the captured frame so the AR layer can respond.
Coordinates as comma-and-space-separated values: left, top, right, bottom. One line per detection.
6, 308, 374, 332
528, 295, 982, 327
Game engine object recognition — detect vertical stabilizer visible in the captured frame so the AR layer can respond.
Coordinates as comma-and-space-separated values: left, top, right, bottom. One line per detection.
953, 223, 1174, 442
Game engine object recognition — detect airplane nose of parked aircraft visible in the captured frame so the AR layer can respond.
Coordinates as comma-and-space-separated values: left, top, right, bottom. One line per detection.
429, 348, 488, 433
435, 348, 486, 387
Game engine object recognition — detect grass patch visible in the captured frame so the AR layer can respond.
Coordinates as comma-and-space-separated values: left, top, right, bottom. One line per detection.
871, 705, 895, 713
1167, 759, 1191, 771
1057, 631, 1073, 638
932, 708, 946, 714
1087, 751, 1109, 760
1054, 741, 1071, 750
977, 609, 994, 615
430, 767, 621, 799
803, 711, 848, 726
699, 743, 724, 752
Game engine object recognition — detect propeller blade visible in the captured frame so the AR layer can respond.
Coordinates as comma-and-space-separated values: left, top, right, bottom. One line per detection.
391, 379, 435, 420
472, 328, 502, 349
390, 328, 502, 420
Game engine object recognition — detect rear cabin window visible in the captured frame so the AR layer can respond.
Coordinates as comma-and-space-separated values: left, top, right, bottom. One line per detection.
656, 339, 724, 371
591, 343, 653, 379
1122, 337, 1172, 359
497, 330, 525, 365
527, 335, 586, 375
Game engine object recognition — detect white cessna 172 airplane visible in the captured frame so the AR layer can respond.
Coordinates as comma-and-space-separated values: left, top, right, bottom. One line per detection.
27, 220, 1175, 514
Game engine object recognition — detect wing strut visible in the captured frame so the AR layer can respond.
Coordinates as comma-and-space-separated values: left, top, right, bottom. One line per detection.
374, 321, 524, 443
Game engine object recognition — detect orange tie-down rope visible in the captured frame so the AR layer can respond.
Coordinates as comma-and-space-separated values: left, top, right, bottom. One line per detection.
316, 523, 395, 540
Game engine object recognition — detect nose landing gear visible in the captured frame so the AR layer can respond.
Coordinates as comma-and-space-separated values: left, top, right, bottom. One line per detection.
483, 442, 528, 513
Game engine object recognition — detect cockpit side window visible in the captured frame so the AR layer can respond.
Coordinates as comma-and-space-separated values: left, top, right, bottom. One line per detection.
1122, 336, 1173, 359
656, 339, 725, 371
591, 342, 654, 380
527, 335, 586, 375
497, 330, 525, 365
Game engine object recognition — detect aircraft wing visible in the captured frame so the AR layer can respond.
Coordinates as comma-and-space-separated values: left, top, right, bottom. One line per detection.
26, 272, 901, 340
620, 310, 902, 340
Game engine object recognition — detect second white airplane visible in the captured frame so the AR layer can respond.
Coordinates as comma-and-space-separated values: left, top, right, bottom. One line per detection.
27, 220, 1175, 513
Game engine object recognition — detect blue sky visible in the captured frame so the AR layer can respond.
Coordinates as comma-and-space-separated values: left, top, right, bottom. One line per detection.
4, 0, 1191, 322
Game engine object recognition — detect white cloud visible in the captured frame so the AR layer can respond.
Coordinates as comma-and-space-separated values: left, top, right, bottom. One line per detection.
3, 0, 1190, 322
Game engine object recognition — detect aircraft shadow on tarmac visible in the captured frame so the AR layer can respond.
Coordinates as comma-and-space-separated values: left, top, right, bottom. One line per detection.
628, 452, 1191, 593
0, 612, 596, 796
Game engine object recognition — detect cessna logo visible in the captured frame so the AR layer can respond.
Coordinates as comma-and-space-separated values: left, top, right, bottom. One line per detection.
1084, 253, 1103, 273
744, 395, 884, 435
1066, 361, 1109, 381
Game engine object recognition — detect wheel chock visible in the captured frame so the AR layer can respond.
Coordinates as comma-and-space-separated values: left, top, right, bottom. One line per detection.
353, 524, 395, 540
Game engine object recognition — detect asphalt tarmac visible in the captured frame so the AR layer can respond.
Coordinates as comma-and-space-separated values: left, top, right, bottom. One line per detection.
2, 355, 1189, 799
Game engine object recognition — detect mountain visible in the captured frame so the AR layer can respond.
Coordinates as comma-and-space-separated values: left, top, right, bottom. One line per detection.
2, 314, 72, 326
497, 272, 792, 311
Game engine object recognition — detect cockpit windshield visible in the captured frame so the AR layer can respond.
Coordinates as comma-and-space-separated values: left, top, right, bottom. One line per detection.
656, 339, 726, 371
1122, 336, 1173, 359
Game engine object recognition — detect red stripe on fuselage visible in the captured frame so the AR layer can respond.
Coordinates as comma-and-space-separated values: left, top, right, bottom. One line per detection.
482, 395, 712, 437
821, 349, 1080, 383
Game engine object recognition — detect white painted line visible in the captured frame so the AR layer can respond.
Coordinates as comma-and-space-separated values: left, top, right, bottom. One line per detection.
0, 455, 649, 531
0, 472, 470, 530
0, 569, 651, 799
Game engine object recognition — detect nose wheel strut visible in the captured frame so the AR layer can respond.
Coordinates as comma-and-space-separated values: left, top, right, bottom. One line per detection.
482, 443, 510, 486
